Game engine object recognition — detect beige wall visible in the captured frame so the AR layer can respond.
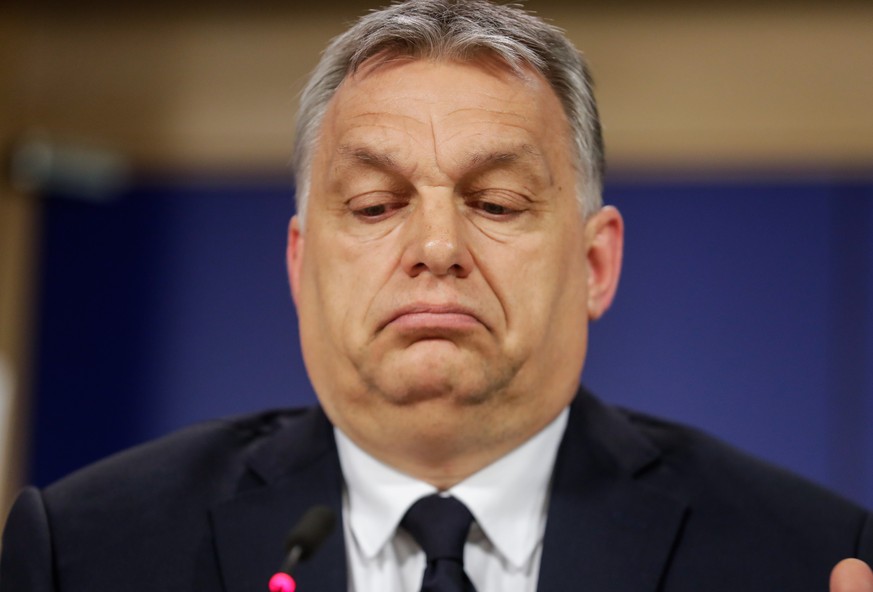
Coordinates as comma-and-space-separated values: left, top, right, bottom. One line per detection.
4, 2, 872, 171
569, 3, 873, 171
1, 0, 872, 518
1, 16, 39, 523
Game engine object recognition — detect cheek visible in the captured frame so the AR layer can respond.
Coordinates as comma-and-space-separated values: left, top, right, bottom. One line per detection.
499, 231, 588, 338
479, 242, 553, 339
306, 231, 397, 333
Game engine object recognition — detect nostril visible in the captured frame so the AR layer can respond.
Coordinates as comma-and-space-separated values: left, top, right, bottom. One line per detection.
449, 262, 468, 278
408, 261, 429, 277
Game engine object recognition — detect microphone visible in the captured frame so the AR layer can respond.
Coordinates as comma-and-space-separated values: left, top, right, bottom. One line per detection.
268, 505, 337, 592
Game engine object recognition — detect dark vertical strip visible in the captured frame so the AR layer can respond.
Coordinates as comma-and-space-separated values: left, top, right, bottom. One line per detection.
827, 181, 872, 505
31, 187, 157, 486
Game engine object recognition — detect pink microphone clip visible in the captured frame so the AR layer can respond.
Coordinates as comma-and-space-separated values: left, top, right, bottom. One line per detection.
269, 572, 296, 592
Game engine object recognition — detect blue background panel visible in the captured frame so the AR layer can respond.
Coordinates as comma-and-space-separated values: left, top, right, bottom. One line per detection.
30, 174, 872, 508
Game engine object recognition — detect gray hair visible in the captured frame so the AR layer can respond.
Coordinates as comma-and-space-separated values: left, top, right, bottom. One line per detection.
292, 0, 604, 223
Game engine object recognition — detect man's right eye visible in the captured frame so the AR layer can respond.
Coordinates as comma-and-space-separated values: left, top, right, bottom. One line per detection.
350, 198, 406, 221
358, 204, 387, 218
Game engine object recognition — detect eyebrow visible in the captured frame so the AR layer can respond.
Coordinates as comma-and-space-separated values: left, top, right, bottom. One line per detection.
461, 144, 551, 184
465, 150, 519, 169
336, 142, 550, 181
337, 145, 401, 172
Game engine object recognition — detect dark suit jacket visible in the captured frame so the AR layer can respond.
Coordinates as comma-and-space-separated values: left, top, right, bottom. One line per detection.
2, 387, 872, 591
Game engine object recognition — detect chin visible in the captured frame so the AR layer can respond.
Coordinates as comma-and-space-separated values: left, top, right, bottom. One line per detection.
375, 373, 491, 407
358, 342, 520, 405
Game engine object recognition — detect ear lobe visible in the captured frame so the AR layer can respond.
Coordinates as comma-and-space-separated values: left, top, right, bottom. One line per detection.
585, 206, 624, 320
287, 215, 304, 307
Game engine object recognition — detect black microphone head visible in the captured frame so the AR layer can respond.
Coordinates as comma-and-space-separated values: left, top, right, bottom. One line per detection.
285, 505, 336, 562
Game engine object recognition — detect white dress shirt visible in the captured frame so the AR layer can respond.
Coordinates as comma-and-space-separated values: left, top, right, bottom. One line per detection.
334, 407, 569, 592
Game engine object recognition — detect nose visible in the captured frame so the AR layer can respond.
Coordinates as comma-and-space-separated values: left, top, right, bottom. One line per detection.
400, 193, 473, 279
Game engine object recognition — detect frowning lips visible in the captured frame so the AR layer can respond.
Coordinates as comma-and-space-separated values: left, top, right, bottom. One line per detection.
379, 303, 488, 334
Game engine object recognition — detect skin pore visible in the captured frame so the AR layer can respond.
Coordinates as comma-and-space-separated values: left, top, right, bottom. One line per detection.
287, 56, 623, 489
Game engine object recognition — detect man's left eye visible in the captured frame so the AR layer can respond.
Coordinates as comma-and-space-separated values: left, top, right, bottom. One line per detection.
471, 198, 522, 218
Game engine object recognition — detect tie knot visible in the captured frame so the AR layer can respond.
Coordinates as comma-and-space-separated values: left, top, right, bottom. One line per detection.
401, 494, 474, 562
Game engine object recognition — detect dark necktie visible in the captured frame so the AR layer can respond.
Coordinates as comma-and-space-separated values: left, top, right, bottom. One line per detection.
401, 494, 478, 592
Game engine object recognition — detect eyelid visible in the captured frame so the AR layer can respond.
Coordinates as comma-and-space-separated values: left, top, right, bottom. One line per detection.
347, 191, 409, 221
467, 188, 530, 208
466, 199, 527, 222
347, 189, 404, 206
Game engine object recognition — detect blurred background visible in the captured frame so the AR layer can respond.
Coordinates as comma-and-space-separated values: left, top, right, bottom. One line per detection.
1, 0, 871, 525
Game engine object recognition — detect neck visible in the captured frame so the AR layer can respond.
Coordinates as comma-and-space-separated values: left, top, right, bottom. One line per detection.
341, 404, 567, 490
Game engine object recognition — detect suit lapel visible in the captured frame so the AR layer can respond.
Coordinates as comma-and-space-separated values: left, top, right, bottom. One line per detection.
210, 407, 347, 592
207, 390, 687, 592
537, 391, 689, 592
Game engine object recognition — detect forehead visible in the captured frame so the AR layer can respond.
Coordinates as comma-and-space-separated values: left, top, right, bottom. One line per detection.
319, 57, 571, 164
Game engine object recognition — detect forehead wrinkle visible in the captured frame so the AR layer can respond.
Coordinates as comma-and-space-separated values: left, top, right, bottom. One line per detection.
432, 114, 554, 184
342, 109, 433, 148
446, 104, 532, 117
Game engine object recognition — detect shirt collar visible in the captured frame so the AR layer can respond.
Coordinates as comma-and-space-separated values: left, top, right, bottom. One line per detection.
334, 428, 436, 559
335, 406, 569, 569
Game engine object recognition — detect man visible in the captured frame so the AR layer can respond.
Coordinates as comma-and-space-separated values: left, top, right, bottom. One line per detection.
2, 1, 872, 591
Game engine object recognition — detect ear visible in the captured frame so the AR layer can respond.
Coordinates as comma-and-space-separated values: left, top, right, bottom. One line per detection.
286, 215, 304, 307
585, 205, 624, 320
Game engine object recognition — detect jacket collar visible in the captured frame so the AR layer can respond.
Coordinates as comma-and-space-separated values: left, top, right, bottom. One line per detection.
537, 388, 689, 592
210, 406, 347, 592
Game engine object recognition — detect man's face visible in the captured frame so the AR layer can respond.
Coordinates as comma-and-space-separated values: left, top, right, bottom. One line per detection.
288, 57, 621, 479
